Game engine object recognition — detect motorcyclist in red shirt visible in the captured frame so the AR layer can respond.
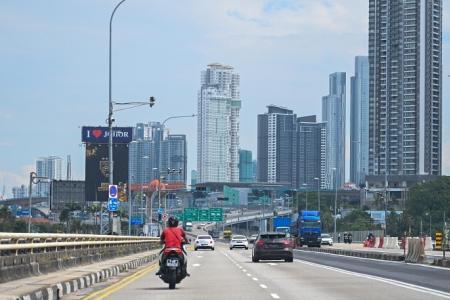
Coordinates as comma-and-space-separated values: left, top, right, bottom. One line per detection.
155, 216, 189, 276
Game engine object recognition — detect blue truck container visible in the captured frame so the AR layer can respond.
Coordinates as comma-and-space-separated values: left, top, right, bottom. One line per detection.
291, 210, 321, 247
273, 216, 291, 235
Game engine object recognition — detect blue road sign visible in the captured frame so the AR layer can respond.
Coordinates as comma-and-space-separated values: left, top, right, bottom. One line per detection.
108, 198, 119, 211
109, 185, 118, 198
131, 217, 143, 225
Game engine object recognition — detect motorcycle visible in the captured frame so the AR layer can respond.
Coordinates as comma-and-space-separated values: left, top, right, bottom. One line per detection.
159, 247, 187, 289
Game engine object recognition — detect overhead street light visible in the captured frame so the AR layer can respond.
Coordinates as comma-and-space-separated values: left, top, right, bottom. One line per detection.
106, 0, 155, 235
27, 172, 48, 233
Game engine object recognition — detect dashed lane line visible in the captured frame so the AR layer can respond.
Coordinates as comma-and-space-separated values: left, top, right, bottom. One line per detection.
294, 258, 450, 299
270, 293, 280, 299
260, 284, 268, 289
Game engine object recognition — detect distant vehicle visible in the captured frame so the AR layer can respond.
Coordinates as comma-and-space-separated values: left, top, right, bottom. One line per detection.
249, 234, 258, 244
223, 229, 232, 239
183, 221, 193, 232
229, 235, 249, 250
274, 216, 291, 228
320, 233, 333, 246
252, 232, 293, 262
208, 230, 220, 239
291, 210, 321, 247
194, 235, 215, 251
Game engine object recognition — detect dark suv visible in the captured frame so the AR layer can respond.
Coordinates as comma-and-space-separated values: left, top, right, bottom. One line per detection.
252, 232, 294, 263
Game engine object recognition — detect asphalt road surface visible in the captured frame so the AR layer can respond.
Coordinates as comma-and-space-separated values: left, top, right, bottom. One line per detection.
79, 243, 450, 300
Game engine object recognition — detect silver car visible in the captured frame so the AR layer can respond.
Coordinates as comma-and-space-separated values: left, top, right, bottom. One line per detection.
320, 233, 333, 246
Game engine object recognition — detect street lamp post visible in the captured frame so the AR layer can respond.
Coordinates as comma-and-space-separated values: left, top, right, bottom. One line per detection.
314, 177, 320, 212
332, 168, 337, 237
106, 0, 155, 235
128, 174, 134, 235
27, 172, 48, 233
302, 183, 308, 210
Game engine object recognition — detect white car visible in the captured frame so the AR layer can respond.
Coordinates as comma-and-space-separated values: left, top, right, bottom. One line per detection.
194, 235, 215, 251
229, 235, 249, 250
321, 233, 333, 246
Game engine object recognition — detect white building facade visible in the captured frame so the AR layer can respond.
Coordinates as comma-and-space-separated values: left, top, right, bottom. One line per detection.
197, 63, 241, 183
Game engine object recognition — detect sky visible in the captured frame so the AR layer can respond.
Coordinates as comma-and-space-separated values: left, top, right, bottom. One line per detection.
0, 0, 449, 198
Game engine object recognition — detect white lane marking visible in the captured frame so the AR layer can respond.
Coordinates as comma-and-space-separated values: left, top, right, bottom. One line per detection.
260, 284, 267, 289
270, 293, 280, 299
268, 263, 278, 266
197, 256, 203, 258
247, 273, 252, 277
242, 269, 247, 272
293, 249, 450, 271
192, 263, 201, 267
294, 259, 450, 299
252, 277, 258, 281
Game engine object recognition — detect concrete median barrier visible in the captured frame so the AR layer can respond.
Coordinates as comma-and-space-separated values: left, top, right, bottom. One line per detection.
296, 246, 404, 262
404, 238, 425, 263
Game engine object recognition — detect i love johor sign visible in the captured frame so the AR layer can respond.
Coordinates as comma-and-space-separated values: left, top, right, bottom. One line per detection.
81, 126, 133, 144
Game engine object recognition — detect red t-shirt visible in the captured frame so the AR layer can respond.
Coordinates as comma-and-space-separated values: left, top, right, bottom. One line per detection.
161, 227, 186, 248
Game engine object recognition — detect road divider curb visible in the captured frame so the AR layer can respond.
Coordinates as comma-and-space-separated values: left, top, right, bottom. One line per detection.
11, 251, 160, 300
295, 246, 404, 261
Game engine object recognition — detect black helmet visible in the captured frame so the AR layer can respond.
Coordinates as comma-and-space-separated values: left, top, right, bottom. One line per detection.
167, 216, 179, 227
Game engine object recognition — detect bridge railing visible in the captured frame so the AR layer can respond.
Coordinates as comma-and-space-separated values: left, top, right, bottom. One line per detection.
0, 233, 161, 283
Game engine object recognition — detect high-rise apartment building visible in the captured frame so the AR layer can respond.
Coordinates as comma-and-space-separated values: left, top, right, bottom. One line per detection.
350, 56, 370, 185
239, 149, 253, 183
322, 72, 346, 190
160, 134, 187, 183
257, 105, 297, 186
129, 123, 187, 185
368, 0, 442, 176
129, 139, 153, 184
296, 116, 327, 189
197, 63, 241, 183
36, 156, 62, 197
12, 185, 27, 198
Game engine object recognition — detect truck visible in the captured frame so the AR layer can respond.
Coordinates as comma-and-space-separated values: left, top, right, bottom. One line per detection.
273, 216, 291, 236
291, 210, 321, 247
183, 221, 193, 232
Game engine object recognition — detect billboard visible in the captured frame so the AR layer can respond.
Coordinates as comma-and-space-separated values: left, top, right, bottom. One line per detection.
85, 143, 129, 202
82, 126, 133, 144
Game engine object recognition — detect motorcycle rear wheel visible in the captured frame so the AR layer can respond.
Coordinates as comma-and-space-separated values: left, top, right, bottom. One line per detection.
168, 270, 177, 289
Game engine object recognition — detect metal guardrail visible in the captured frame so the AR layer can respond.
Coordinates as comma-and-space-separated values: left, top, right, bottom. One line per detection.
0, 233, 159, 256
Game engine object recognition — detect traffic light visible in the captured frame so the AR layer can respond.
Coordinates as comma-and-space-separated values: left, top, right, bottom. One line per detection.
149, 96, 156, 107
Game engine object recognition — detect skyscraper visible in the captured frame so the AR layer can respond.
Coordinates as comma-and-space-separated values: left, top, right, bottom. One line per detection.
129, 122, 164, 184
350, 56, 369, 185
197, 63, 241, 183
257, 105, 297, 186
36, 156, 62, 197
322, 72, 346, 190
369, 0, 442, 176
160, 134, 187, 184
296, 116, 326, 189
239, 149, 253, 183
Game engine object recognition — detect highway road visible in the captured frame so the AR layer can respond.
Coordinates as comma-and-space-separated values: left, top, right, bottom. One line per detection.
75, 242, 450, 300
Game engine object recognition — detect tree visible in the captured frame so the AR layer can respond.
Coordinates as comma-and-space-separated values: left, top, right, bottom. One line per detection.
406, 176, 450, 235
338, 209, 375, 231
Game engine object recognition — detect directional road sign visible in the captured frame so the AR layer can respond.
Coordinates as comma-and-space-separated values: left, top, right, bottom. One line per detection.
108, 198, 119, 212
209, 208, 223, 222
184, 208, 199, 221
199, 209, 210, 222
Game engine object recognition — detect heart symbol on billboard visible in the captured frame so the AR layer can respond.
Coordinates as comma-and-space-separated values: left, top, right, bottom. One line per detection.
92, 129, 103, 138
